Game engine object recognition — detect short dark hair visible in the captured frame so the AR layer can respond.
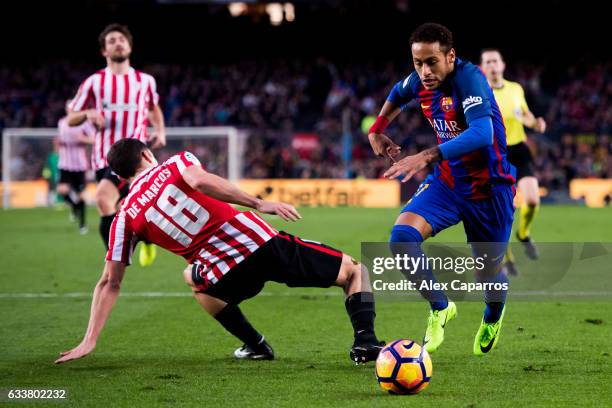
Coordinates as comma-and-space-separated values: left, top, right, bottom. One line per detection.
99, 23, 133, 50
107, 139, 148, 179
480, 48, 504, 63
409, 23, 453, 53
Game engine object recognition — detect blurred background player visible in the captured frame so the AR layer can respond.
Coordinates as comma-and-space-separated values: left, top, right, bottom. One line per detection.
57, 99, 95, 234
55, 139, 383, 365
42, 141, 60, 206
67, 23, 166, 265
481, 49, 547, 275
368, 23, 515, 356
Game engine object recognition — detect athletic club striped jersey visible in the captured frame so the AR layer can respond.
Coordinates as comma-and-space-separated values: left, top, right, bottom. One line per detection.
387, 58, 516, 199
69, 67, 159, 170
106, 152, 278, 284
57, 117, 95, 171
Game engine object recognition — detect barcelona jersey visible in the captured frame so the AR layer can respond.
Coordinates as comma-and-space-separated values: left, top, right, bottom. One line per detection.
388, 58, 516, 200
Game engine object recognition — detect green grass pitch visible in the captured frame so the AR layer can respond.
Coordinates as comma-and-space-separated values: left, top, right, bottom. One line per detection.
1, 206, 611, 407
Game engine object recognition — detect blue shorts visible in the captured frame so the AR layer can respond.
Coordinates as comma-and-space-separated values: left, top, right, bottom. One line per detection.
401, 175, 515, 244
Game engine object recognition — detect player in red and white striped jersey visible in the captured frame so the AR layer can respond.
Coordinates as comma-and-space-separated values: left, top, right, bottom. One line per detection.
106, 151, 279, 274
66, 24, 166, 257
55, 139, 383, 365
57, 100, 95, 233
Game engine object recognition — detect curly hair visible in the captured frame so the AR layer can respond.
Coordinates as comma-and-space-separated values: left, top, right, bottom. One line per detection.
409, 23, 453, 53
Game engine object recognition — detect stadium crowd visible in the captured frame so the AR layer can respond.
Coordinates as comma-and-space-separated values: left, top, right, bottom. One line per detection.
0, 59, 610, 189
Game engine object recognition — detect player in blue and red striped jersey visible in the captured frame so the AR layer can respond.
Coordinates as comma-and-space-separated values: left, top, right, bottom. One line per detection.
368, 23, 516, 356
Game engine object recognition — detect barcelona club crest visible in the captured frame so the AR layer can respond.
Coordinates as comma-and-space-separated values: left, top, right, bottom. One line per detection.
441, 97, 454, 112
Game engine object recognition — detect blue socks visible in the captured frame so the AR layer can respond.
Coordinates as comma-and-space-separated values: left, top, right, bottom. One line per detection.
390, 224, 507, 320
390, 225, 449, 311
482, 270, 508, 323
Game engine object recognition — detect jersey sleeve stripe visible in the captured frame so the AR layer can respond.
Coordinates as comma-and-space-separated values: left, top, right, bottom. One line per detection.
179, 152, 202, 169
179, 155, 192, 168
70, 76, 95, 112
112, 213, 126, 261
107, 212, 129, 263
173, 156, 187, 174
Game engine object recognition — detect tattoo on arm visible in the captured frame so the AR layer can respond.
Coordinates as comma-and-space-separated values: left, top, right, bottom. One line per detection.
422, 146, 441, 163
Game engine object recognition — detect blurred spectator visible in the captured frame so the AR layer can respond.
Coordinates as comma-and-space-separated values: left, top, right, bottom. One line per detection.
1, 59, 610, 191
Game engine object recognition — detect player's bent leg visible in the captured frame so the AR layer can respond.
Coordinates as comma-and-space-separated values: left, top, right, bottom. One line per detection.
95, 179, 120, 216
395, 211, 433, 239
517, 176, 540, 259
334, 255, 385, 364
392, 212, 449, 309
96, 180, 120, 249
57, 183, 76, 222
183, 265, 228, 315
390, 213, 457, 354
183, 265, 274, 360
334, 254, 371, 296
57, 182, 72, 206
56, 183, 70, 196
462, 183, 514, 356
473, 243, 508, 327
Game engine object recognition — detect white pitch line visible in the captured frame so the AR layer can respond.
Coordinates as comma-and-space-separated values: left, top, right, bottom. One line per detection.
0, 291, 340, 299
0, 291, 611, 299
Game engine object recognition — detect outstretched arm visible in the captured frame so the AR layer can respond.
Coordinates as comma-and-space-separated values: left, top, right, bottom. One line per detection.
55, 261, 125, 364
368, 101, 403, 159
368, 75, 418, 159
384, 116, 494, 182
517, 86, 546, 133
67, 110, 105, 129
182, 165, 301, 222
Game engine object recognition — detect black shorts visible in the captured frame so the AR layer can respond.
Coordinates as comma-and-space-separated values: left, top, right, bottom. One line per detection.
59, 170, 86, 193
95, 167, 130, 199
195, 231, 344, 305
507, 142, 535, 180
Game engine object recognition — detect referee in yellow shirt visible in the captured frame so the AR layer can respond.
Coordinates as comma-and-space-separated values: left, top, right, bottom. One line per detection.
481, 49, 547, 275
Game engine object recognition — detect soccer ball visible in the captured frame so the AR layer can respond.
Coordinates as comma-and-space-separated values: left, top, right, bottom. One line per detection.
375, 339, 432, 395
